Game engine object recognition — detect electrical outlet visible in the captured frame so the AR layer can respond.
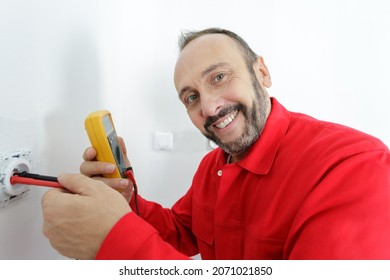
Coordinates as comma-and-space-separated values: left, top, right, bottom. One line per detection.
0, 148, 32, 208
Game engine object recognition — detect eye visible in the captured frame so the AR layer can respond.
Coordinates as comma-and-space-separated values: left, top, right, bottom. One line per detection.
213, 73, 226, 84
185, 93, 199, 105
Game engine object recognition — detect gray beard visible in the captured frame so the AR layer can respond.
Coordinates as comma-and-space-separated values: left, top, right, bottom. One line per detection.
203, 78, 269, 156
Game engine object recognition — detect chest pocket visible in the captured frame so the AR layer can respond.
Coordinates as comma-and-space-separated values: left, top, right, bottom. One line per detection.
192, 203, 215, 259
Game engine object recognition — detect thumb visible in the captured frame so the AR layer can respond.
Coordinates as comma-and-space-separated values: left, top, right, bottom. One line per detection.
57, 173, 103, 195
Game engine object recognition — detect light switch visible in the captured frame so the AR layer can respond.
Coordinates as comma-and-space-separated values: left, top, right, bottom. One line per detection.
153, 132, 173, 150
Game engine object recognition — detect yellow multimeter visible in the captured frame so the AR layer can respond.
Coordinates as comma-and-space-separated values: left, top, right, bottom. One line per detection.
84, 110, 127, 178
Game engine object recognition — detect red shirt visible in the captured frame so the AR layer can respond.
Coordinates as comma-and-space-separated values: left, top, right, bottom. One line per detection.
96, 98, 390, 259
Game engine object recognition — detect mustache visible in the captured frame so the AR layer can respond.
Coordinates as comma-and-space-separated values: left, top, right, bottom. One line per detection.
204, 104, 243, 130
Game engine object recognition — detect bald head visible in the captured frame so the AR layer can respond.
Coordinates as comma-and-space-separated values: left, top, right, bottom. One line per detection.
178, 28, 258, 72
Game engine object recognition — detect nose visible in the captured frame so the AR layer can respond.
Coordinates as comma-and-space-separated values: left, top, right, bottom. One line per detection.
200, 91, 224, 118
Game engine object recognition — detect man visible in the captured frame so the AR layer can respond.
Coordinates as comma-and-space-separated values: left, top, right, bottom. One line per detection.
42, 28, 390, 260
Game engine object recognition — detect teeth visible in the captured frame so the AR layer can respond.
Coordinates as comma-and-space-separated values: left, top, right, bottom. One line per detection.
215, 111, 238, 129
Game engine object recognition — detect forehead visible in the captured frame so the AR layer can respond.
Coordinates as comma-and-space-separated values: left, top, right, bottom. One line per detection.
174, 34, 246, 87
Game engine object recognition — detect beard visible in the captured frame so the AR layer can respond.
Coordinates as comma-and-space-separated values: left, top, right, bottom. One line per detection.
203, 73, 269, 156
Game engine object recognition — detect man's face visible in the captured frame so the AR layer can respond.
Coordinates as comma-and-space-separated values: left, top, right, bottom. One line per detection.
174, 34, 271, 159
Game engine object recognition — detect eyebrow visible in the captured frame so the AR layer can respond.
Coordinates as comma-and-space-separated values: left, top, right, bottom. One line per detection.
178, 86, 191, 100
201, 62, 230, 78
178, 62, 231, 99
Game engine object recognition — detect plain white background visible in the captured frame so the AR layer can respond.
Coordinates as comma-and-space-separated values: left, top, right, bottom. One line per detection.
0, 0, 389, 259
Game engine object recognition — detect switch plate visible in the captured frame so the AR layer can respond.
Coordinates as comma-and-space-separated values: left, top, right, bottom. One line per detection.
153, 132, 174, 151
0, 148, 32, 208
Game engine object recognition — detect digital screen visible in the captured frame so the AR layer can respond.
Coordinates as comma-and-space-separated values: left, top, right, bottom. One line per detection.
102, 115, 114, 135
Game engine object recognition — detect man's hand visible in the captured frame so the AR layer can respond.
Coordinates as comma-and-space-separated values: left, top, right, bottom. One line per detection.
41, 173, 131, 259
80, 137, 133, 202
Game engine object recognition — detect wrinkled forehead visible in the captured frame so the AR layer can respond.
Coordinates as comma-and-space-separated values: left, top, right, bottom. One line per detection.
174, 34, 246, 89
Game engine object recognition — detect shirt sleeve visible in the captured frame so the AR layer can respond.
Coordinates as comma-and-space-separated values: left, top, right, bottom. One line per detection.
284, 150, 390, 259
96, 187, 198, 259
95, 212, 190, 260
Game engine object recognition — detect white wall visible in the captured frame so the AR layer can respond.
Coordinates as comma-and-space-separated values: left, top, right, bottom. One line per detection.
0, 0, 389, 259
0, 0, 100, 259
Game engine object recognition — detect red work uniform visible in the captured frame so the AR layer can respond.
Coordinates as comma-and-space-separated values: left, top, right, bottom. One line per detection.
96, 98, 390, 260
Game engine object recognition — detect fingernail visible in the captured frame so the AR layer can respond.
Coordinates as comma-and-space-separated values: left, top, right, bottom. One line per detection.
105, 164, 116, 173
87, 148, 96, 158
120, 179, 129, 187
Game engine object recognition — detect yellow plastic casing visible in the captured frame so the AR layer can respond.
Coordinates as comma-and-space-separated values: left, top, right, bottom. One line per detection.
84, 110, 125, 178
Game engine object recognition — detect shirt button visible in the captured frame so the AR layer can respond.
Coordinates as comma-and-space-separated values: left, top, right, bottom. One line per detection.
217, 170, 222, 176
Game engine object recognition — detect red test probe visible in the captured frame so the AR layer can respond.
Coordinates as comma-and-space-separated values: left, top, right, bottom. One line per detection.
10, 171, 62, 188
11, 169, 140, 215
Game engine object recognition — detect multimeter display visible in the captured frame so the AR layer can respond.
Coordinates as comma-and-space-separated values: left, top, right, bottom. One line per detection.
103, 115, 127, 176
102, 115, 114, 134
85, 111, 127, 178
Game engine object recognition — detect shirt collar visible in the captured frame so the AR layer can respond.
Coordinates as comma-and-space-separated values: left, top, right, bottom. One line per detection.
235, 97, 290, 175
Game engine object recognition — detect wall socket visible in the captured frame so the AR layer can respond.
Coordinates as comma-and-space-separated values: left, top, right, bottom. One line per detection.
0, 148, 32, 208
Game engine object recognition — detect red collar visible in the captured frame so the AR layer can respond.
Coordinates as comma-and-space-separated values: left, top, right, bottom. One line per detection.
234, 97, 290, 175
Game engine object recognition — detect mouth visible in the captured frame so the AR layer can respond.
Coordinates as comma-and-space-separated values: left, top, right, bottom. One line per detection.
214, 110, 239, 129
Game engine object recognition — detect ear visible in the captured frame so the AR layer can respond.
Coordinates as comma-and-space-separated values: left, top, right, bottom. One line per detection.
253, 56, 272, 88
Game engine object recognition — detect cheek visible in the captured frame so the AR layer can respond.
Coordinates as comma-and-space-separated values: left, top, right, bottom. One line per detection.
224, 80, 254, 104
188, 110, 206, 131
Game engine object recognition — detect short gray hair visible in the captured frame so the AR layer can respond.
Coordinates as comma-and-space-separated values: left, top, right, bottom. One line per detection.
178, 28, 258, 69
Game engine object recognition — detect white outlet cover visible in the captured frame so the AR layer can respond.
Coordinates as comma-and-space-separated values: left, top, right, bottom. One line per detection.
153, 132, 173, 150
0, 148, 32, 208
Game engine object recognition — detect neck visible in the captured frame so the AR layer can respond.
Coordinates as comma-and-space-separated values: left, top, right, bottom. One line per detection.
227, 154, 232, 164
226, 97, 273, 164
227, 150, 247, 164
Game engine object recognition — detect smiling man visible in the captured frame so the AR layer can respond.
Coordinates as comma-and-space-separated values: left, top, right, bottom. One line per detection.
175, 31, 271, 163
41, 28, 390, 260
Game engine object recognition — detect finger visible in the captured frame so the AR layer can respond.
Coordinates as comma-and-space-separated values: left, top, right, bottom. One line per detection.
118, 137, 131, 166
42, 187, 70, 207
120, 183, 133, 203
41, 188, 75, 224
118, 137, 127, 155
80, 160, 116, 177
57, 173, 107, 196
92, 176, 131, 192
82, 147, 97, 161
